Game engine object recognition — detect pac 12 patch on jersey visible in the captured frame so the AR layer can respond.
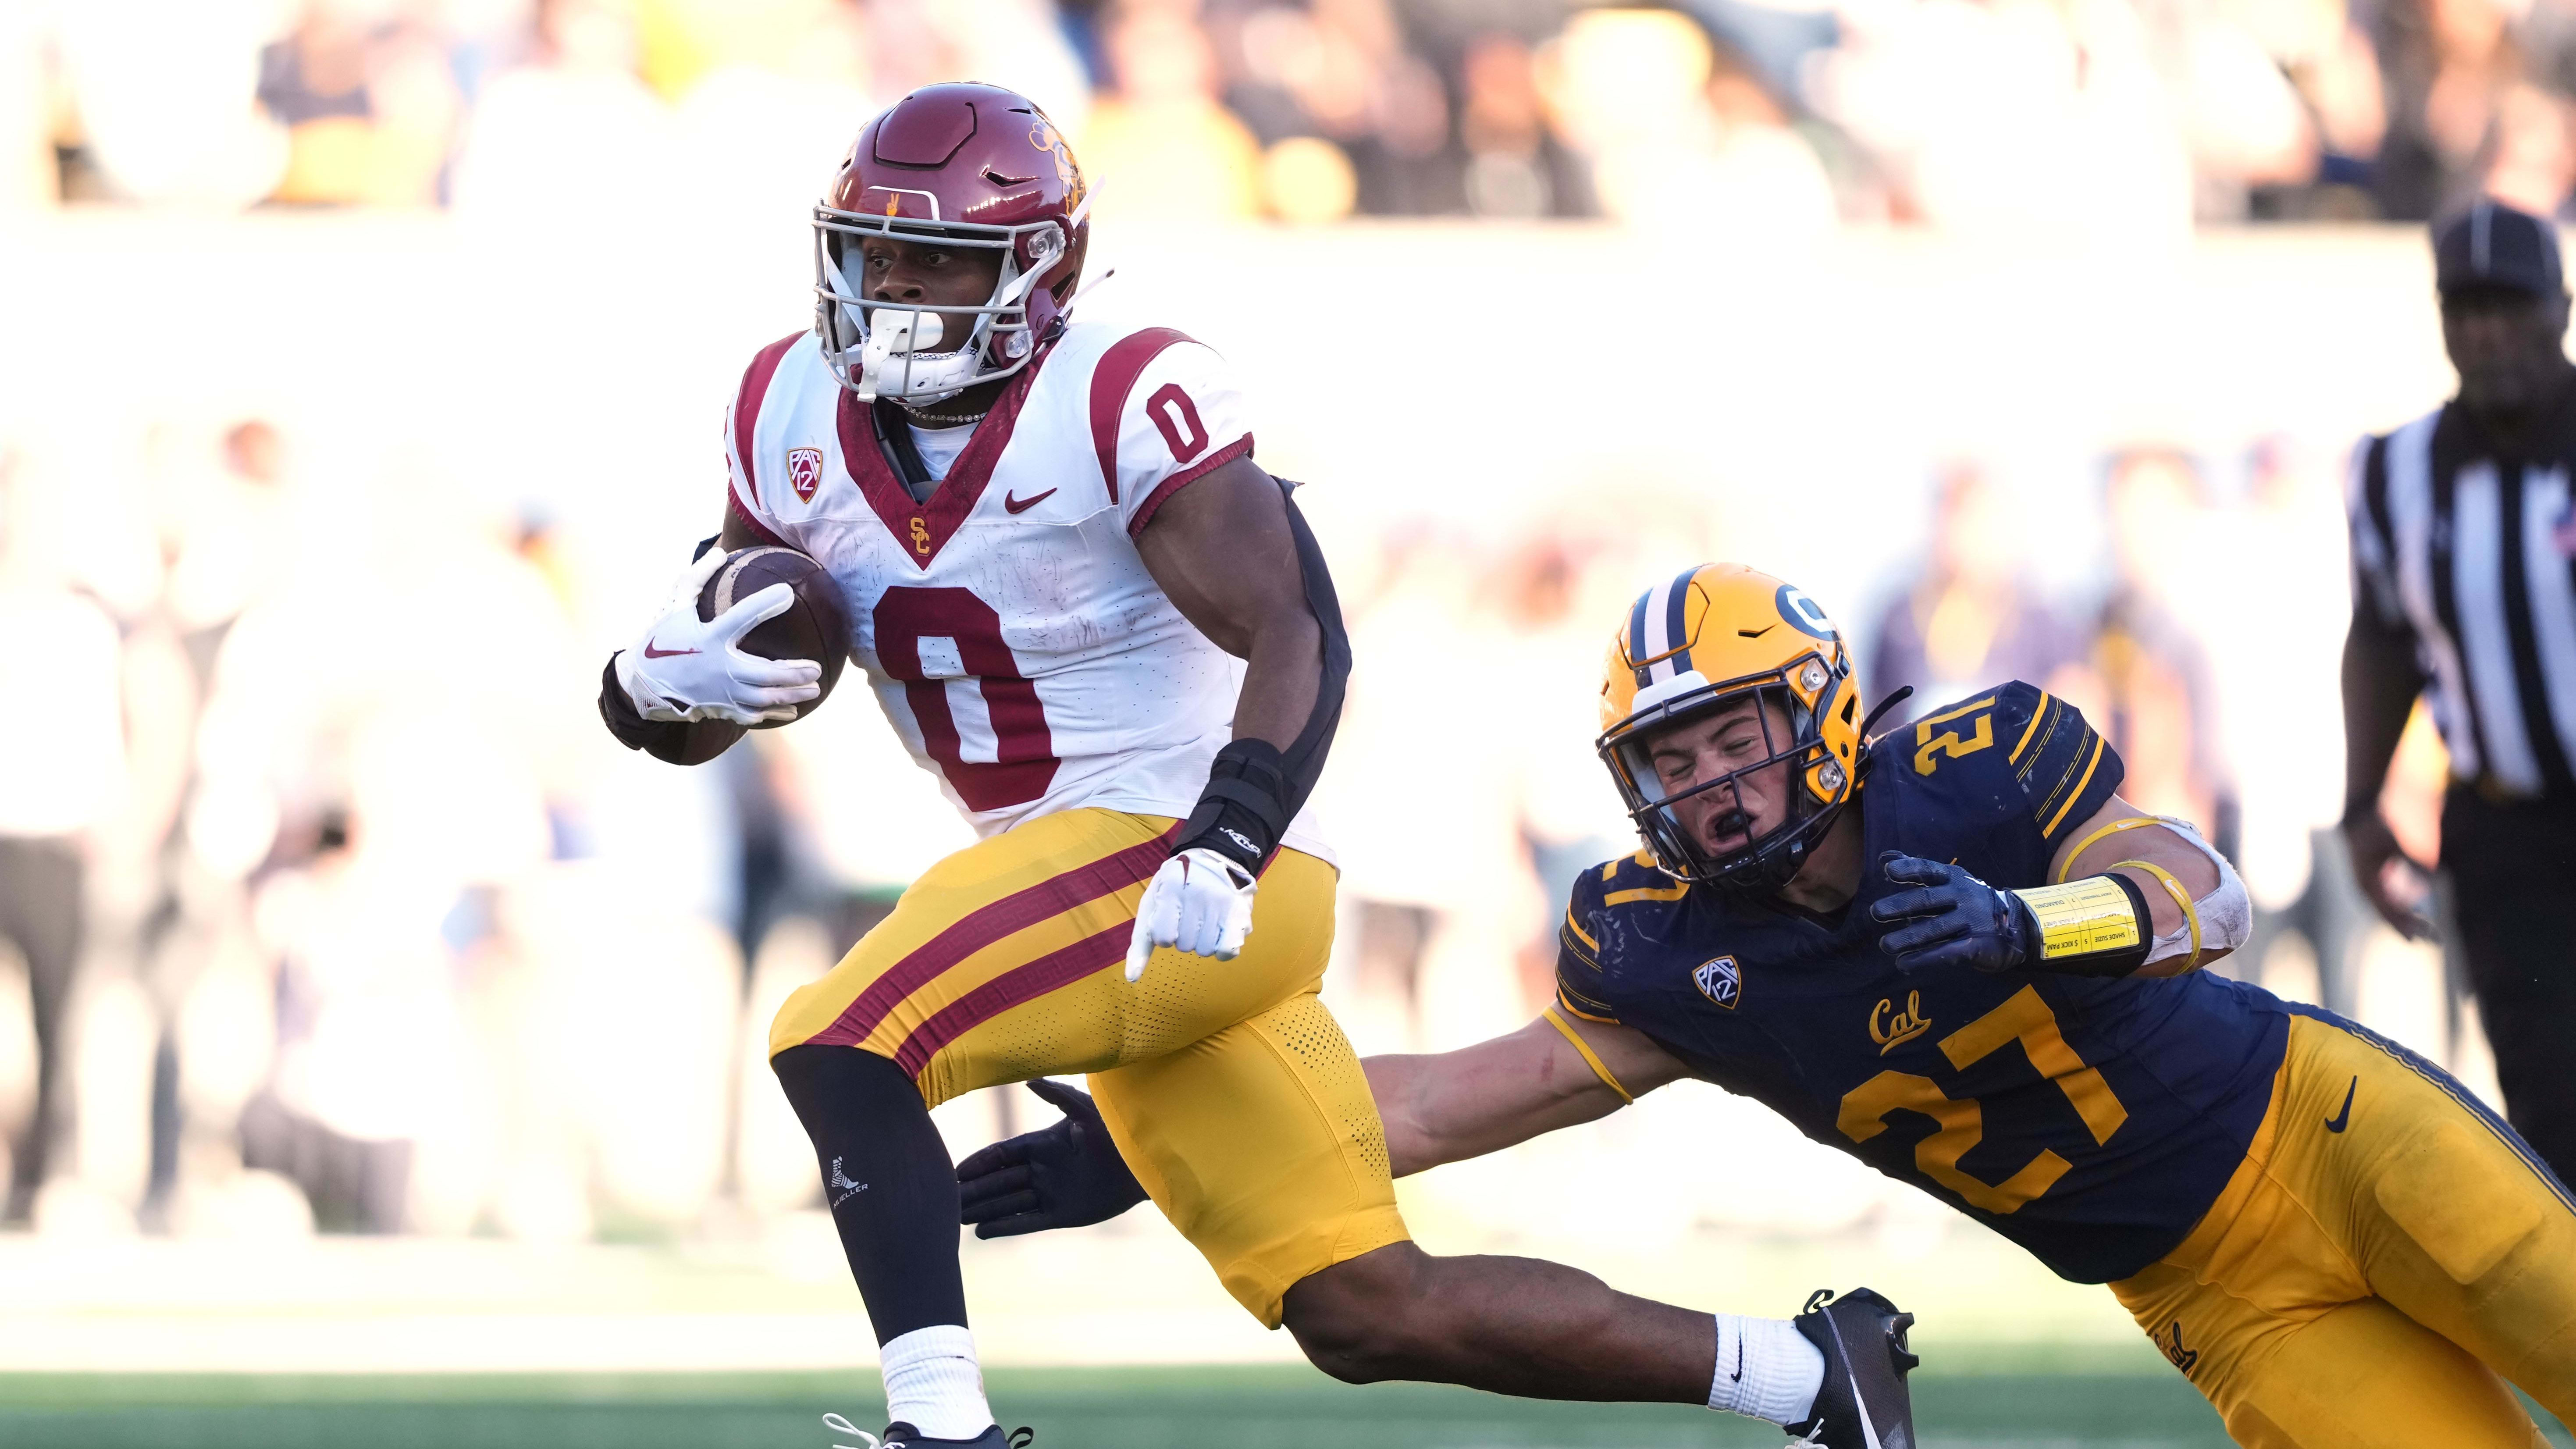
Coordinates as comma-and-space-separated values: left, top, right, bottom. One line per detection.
1694, 955, 1742, 1009
787, 447, 825, 502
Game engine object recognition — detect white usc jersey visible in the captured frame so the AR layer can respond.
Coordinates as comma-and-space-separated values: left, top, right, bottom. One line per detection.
722, 320, 1328, 860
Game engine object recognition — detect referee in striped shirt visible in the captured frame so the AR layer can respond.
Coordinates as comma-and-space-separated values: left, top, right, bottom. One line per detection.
2345, 198, 2576, 1180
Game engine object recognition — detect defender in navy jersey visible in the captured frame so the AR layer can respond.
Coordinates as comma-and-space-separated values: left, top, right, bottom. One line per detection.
965, 564, 2576, 1449
1555, 673, 2289, 1285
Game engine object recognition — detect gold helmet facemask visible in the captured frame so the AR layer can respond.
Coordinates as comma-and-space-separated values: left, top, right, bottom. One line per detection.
1597, 565, 1867, 894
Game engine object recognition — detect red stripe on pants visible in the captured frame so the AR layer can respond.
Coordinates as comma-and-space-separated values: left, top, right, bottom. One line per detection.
804, 832, 1171, 1050
892, 921, 1133, 1075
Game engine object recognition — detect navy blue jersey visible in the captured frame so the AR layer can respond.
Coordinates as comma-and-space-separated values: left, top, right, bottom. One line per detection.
1556, 682, 2291, 1284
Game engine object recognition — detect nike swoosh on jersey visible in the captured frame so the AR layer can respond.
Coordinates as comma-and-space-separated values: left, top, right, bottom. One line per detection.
2324, 1075, 2357, 1133
1003, 488, 1057, 514
642, 641, 701, 659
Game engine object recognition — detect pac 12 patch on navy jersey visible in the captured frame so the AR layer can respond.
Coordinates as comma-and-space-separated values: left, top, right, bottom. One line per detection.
1693, 956, 1742, 1008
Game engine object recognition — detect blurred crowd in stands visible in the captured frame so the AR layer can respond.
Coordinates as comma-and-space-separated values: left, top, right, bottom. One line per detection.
0, 403, 2452, 1245
0, 0, 2498, 1259
11, 0, 2576, 230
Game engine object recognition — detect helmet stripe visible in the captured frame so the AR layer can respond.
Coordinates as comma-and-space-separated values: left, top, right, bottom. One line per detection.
1663, 566, 1699, 679
1627, 590, 1652, 686
1639, 577, 1674, 681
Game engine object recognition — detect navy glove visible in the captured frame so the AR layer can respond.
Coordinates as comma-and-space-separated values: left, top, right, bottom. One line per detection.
956, 1078, 1149, 1239
1869, 851, 2035, 975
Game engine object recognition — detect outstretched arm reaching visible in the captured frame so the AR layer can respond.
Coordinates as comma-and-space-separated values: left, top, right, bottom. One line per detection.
1369, 1012, 1692, 1175
957, 1012, 1692, 1237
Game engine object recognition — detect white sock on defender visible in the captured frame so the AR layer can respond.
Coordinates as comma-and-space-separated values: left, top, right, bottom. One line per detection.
1707, 1314, 1825, 1426
880, 1324, 993, 1441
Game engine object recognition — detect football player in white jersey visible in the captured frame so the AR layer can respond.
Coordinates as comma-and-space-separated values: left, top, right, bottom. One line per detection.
595, 84, 1914, 1449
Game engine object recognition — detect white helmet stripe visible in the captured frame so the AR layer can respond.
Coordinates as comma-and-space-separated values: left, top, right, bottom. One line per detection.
1640, 574, 1676, 683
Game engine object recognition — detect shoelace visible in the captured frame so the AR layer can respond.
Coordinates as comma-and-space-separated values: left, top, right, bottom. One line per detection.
820, 1416, 1035, 1449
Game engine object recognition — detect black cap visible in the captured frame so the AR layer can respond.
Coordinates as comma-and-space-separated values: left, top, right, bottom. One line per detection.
2434, 199, 2565, 296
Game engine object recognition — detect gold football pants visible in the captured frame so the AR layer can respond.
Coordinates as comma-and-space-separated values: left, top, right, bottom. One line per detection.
769, 807, 1409, 1325
2111, 1011, 2576, 1447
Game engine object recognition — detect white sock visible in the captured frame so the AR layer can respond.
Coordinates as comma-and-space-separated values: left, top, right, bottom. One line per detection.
879, 1324, 993, 1441
1707, 1313, 1825, 1426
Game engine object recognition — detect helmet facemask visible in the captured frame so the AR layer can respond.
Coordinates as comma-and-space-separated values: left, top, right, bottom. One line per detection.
1600, 662, 1853, 896
811, 201, 1083, 408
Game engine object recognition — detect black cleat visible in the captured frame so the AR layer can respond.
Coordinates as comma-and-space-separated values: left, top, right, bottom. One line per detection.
1786, 1287, 1918, 1449
825, 1415, 1033, 1448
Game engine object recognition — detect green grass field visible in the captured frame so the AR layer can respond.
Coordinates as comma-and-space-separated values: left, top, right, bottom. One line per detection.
4, 1354, 2565, 1449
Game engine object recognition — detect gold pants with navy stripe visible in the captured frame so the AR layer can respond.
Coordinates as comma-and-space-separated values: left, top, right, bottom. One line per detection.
768, 807, 1409, 1325
2110, 1011, 2576, 1446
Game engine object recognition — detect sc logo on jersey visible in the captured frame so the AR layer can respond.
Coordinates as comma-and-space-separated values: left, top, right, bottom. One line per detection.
1693, 956, 1742, 1009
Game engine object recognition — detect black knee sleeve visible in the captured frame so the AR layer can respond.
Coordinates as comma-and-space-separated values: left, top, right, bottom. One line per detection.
771, 1044, 968, 1343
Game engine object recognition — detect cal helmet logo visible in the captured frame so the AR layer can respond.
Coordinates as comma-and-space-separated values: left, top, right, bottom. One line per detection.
787, 447, 825, 502
1775, 584, 1838, 641
1693, 956, 1741, 1009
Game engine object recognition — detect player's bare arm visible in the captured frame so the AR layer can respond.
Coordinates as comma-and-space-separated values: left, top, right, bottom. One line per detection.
1366, 1014, 1688, 1176
1132, 455, 1322, 748
1120, 457, 1350, 980
960, 1018, 1681, 1223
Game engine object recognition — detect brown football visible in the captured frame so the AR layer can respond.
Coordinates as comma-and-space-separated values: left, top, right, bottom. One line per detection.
665, 545, 851, 763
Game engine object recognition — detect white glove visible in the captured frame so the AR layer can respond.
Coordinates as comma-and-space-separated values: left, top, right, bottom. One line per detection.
615, 548, 822, 726
1124, 848, 1257, 981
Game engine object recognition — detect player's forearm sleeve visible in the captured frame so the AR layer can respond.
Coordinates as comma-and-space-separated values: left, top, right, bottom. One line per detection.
1174, 481, 1349, 867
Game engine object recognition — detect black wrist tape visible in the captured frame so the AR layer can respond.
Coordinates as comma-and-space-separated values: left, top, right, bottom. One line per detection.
2009, 870, 2155, 978
1176, 738, 1290, 872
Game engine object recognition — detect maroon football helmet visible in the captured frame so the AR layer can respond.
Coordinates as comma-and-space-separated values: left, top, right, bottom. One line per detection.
813, 83, 1092, 406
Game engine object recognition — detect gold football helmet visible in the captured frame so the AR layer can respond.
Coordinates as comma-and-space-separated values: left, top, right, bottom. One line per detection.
1597, 564, 1864, 890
